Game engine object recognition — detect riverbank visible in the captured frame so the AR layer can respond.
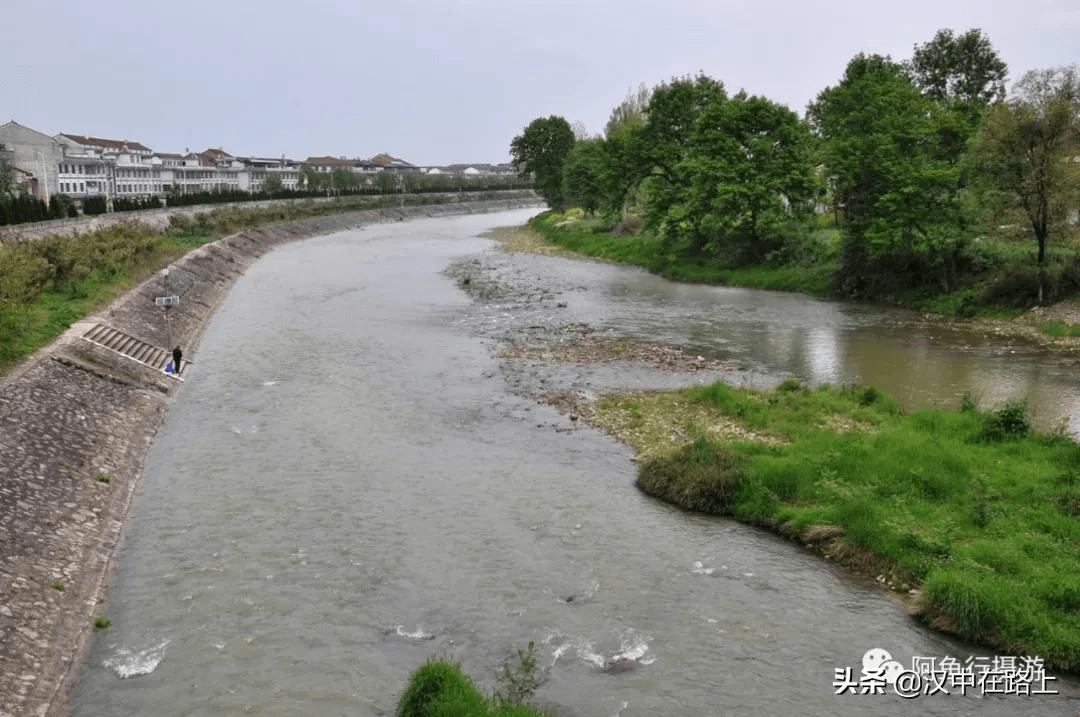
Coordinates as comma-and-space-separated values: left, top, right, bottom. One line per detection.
513, 212, 1080, 352
0, 198, 543, 717
480, 226, 1080, 677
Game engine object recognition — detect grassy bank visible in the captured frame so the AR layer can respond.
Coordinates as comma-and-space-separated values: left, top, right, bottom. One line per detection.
0, 225, 212, 374
527, 210, 837, 296
526, 209, 1080, 321
575, 381, 1080, 673
0, 193, 531, 377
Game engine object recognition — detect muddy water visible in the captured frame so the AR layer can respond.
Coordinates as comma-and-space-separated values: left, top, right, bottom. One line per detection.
72, 210, 1078, 716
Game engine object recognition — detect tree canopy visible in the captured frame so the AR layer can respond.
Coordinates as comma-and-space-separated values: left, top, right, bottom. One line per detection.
665, 91, 816, 259
907, 28, 1007, 109
510, 115, 575, 210
808, 54, 972, 294
970, 64, 1080, 300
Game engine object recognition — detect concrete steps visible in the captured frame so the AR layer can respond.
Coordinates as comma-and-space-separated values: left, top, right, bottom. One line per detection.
207, 241, 253, 267
80, 323, 187, 378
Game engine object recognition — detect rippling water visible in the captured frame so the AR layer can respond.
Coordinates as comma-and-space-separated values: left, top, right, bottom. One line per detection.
72, 210, 1078, 716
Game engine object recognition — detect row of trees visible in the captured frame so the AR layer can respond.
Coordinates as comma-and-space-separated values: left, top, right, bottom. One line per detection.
0, 194, 80, 226
510, 29, 1080, 301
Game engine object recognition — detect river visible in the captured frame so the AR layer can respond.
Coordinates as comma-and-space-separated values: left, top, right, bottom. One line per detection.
71, 209, 1079, 716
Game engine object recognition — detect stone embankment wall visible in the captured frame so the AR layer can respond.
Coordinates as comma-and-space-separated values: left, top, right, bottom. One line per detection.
0, 197, 543, 717
0, 190, 536, 242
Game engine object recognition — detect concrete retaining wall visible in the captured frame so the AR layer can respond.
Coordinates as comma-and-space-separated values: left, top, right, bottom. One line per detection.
0, 190, 538, 242
0, 197, 543, 717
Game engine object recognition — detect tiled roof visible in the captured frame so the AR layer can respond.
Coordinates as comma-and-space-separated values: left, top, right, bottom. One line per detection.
304, 156, 356, 167
59, 133, 153, 152
370, 153, 414, 167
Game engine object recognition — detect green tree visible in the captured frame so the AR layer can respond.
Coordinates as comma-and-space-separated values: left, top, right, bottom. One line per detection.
600, 84, 651, 217
969, 64, 1080, 301
670, 92, 816, 260
331, 167, 361, 192
300, 165, 327, 192
907, 28, 1007, 109
604, 83, 651, 138
262, 172, 284, 194
636, 74, 727, 238
562, 138, 606, 215
0, 156, 17, 198
510, 115, 576, 209
808, 54, 972, 295
907, 28, 1009, 167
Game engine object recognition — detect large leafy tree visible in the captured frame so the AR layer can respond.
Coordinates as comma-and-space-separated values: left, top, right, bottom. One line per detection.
906, 28, 1009, 167
969, 64, 1080, 301
0, 157, 16, 198
510, 115, 575, 209
599, 84, 652, 216
808, 54, 972, 295
669, 92, 816, 259
907, 28, 1007, 109
562, 138, 606, 215
636, 74, 727, 235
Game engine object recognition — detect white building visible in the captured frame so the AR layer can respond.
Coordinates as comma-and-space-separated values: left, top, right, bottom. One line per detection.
2, 120, 441, 211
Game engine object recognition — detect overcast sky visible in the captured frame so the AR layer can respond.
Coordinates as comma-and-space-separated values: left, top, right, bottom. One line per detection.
4, 1, 1077, 166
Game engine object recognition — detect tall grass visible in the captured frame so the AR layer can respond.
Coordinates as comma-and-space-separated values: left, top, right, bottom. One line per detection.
528, 211, 836, 296
396, 658, 551, 717
633, 382, 1080, 672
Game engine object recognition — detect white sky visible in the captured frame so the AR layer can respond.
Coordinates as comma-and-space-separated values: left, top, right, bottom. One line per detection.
4, 1, 1077, 165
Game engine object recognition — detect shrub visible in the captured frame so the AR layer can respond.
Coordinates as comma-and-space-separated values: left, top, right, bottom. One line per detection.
636, 438, 747, 514
777, 378, 803, 393
978, 400, 1031, 442
397, 659, 479, 717
397, 657, 550, 717
494, 641, 542, 705
82, 196, 107, 215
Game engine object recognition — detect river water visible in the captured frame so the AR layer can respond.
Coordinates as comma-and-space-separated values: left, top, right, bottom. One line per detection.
72, 209, 1079, 716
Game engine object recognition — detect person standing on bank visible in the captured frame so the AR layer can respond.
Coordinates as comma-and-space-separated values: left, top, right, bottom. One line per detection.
173, 346, 183, 375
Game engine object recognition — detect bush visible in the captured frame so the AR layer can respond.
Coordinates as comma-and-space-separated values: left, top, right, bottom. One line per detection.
397, 659, 482, 717
978, 400, 1031, 442
82, 196, 107, 215
636, 438, 747, 514
777, 378, 803, 393
397, 658, 550, 717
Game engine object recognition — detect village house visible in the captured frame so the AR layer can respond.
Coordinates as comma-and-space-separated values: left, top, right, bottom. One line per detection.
2, 119, 507, 214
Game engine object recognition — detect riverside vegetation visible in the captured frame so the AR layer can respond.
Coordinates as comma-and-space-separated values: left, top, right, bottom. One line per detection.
0, 191, 526, 376
506, 211, 1080, 673
396, 643, 550, 717
544, 377, 1080, 674
510, 31, 1080, 322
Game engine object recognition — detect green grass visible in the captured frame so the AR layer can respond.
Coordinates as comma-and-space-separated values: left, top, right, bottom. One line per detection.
528, 211, 837, 296
396, 658, 551, 717
0, 234, 212, 374
626, 382, 1080, 673
528, 209, 1080, 317
1, 192, 518, 378
1035, 320, 1080, 338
